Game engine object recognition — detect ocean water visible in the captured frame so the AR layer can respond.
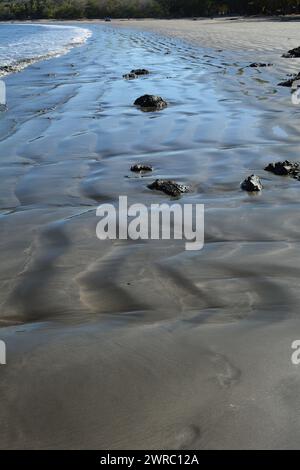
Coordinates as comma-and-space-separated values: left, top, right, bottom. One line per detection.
0, 23, 91, 76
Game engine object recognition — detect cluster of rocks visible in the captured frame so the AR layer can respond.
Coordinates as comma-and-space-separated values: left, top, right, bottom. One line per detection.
123, 69, 149, 80
129, 160, 300, 195
125, 69, 179, 196
245, 48, 300, 90
124, 58, 300, 196
240, 160, 300, 194
279, 46, 300, 86
123, 67, 167, 110
245, 44, 300, 90
123, 47, 300, 198
129, 160, 300, 196
265, 160, 300, 179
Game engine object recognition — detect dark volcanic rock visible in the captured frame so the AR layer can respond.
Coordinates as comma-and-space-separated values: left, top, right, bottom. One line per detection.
123, 69, 149, 80
265, 160, 300, 177
131, 69, 149, 76
278, 78, 295, 87
123, 72, 137, 80
241, 175, 262, 192
131, 164, 153, 173
249, 63, 273, 68
283, 46, 300, 58
134, 95, 167, 110
278, 73, 300, 87
148, 179, 189, 197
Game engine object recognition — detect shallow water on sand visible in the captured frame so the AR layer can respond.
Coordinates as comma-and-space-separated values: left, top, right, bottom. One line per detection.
1, 24, 300, 449
1, 24, 300, 324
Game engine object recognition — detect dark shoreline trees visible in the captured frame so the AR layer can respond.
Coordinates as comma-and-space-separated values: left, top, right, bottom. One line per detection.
1, 0, 300, 20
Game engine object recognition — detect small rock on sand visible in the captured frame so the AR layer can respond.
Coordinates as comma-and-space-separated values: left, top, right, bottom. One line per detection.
265, 160, 300, 177
131, 164, 153, 173
148, 179, 189, 197
131, 69, 149, 76
249, 63, 273, 68
241, 175, 262, 192
134, 95, 167, 110
283, 46, 300, 58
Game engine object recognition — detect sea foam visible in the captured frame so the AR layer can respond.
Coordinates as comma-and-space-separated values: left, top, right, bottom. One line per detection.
0, 23, 92, 77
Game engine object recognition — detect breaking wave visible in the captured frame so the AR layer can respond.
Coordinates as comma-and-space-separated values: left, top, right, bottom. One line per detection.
0, 23, 92, 77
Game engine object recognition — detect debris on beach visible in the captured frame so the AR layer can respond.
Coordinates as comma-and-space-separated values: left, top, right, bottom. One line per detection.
134, 95, 168, 110
241, 175, 263, 192
265, 160, 300, 178
249, 63, 273, 68
278, 73, 300, 87
283, 46, 300, 58
148, 179, 189, 197
131, 164, 153, 173
131, 69, 149, 76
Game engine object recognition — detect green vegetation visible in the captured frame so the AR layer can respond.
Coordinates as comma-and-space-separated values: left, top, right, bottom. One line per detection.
0, 0, 300, 20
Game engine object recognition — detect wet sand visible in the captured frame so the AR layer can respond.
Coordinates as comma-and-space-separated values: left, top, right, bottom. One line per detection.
1, 19, 300, 449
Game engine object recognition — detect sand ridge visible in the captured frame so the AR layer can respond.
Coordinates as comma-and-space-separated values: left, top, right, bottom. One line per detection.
113, 17, 300, 53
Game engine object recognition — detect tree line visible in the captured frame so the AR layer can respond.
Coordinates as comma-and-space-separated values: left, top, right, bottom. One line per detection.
0, 0, 300, 20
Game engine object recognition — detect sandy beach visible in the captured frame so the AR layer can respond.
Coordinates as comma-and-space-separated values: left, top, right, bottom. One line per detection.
1, 17, 300, 449
114, 17, 300, 52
